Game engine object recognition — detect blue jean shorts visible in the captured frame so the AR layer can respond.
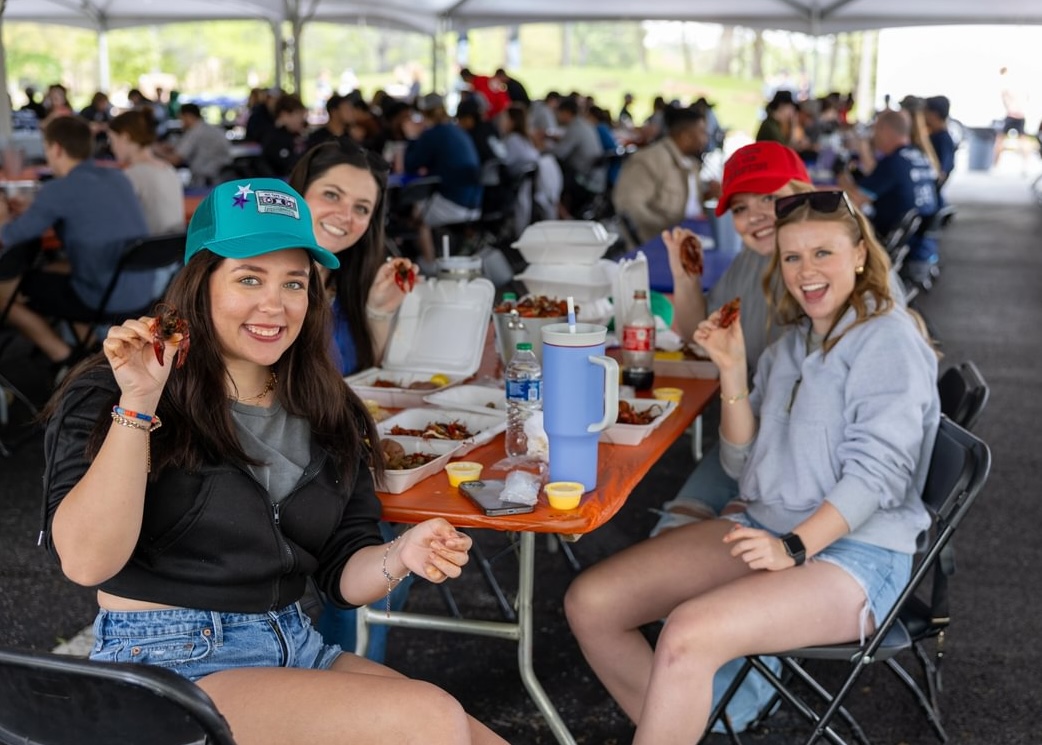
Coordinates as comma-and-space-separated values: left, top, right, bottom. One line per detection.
90, 602, 344, 683
726, 512, 912, 631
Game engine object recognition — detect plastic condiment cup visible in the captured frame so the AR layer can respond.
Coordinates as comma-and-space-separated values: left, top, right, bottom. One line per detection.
545, 481, 584, 510
653, 387, 684, 405
445, 461, 483, 488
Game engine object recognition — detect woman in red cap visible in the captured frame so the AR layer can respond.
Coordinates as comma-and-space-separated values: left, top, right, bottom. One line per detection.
652, 140, 815, 535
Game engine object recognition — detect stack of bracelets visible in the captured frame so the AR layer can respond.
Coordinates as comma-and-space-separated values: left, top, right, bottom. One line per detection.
110, 406, 163, 473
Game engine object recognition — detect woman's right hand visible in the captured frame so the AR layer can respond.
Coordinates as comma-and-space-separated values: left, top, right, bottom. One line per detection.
101, 316, 182, 406
693, 307, 747, 375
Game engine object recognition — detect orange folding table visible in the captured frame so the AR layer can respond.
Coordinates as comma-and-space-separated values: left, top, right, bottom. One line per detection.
360, 374, 720, 745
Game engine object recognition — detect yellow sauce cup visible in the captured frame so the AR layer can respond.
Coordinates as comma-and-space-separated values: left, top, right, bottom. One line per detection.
653, 387, 684, 405
445, 461, 483, 488
545, 481, 584, 510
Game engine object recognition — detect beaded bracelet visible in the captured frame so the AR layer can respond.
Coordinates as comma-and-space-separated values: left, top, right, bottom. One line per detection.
381, 535, 411, 618
111, 408, 163, 473
722, 390, 750, 405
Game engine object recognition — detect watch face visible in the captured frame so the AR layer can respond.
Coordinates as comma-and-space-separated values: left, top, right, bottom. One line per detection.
782, 532, 806, 558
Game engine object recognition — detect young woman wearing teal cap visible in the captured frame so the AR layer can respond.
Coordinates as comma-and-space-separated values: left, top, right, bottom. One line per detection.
42, 180, 508, 745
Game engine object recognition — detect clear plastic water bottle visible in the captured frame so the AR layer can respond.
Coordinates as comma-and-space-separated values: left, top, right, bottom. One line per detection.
505, 342, 542, 458
622, 289, 656, 391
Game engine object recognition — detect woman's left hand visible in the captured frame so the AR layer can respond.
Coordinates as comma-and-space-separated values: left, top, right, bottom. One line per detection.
723, 524, 797, 571
367, 258, 417, 315
395, 519, 472, 583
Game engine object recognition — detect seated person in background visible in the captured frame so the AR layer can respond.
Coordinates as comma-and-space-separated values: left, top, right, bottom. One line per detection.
551, 95, 606, 217
839, 109, 939, 284
0, 116, 148, 372
494, 68, 530, 106
262, 93, 310, 178
588, 106, 622, 187
498, 105, 563, 226
108, 109, 186, 235
924, 96, 956, 195
41, 178, 508, 745
402, 93, 483, 264
756, 90, 798, 146
613, 105, 715, 246
460, 67, 511, 120
79, 91, 112, 155
346, 96, 388, 155
527, 90, 560, 149
618, 92, 636, 130
159, 102, 232, 187
565, 188, 940, 744
305, 93, 351, 150
456, 97, 507, 166
244, 87, 277, 144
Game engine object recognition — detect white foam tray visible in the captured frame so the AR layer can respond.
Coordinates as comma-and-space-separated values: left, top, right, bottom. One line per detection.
377, 407, 506, 457
600, 398, 677, 446
511, 220, 617, 265
374, 437, 462, 494
516, 259, 618, 303
346, 277, 495, 409
424, 384, 507, 417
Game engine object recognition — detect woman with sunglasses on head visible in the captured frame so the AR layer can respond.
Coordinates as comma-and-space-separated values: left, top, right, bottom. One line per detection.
42, 179, 508, 745
565, 189, 939, 744
289, 139, 417, 376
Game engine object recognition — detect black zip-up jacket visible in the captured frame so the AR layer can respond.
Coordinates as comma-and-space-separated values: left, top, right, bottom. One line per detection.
41, 368, 383, 613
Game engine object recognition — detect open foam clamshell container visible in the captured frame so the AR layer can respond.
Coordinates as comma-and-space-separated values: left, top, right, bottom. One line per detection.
374, 437, 463, 494
511, 220, 618, 265
345, 277, 496, 409
601, 398, 678, 446
377, 408, 507, 458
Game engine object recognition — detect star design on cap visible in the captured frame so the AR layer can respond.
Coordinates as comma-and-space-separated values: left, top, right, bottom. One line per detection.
232, 183, 254, 209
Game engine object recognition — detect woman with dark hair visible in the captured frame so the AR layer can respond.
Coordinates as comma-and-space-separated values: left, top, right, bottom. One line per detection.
42, 178, 508, 745
288, 139, 416, 374
108, 109, 185, 235
565, 190, 939, 743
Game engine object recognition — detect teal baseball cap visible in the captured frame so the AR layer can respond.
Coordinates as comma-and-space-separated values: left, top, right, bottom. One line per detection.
185, 178, 339, 269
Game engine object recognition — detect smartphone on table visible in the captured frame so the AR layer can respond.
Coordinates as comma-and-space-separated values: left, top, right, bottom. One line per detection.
459, 479, 535, 516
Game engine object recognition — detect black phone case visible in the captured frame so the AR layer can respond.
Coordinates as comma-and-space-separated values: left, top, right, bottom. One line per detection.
459, 479, 535, 516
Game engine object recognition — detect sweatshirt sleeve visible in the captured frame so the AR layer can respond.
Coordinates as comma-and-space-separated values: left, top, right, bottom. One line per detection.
825, 316, 938, 532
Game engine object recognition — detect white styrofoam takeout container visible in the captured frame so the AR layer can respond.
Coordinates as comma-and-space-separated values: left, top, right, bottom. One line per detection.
511, 220, 618, 265
423, 384, 507, 417
346, 277, 495, 408
515, 259, 618, 304
600, 398, 677, 446
377, 408, 507, 457
374, 437, 462, 494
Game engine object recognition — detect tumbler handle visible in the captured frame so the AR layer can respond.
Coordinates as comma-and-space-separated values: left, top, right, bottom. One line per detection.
586, 355, 620, 433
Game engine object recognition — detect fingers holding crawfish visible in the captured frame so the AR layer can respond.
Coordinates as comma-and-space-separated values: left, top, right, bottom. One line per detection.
391, 258, 417, 293
149, 303, 190, 368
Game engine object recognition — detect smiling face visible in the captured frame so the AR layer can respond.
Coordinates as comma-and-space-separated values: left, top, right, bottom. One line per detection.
729, 183, 801, 256
208, 249, 312, 384
777, 220, 867, 336
303, 163, 379, 254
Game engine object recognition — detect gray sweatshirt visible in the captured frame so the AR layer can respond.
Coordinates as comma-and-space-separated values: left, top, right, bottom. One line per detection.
721, 303, 939, 554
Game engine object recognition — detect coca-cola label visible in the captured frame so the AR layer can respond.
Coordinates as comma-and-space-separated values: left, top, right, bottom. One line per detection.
622, 326, 654, 352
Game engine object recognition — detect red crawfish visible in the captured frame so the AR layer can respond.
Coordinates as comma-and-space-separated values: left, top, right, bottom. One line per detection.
149, 304, 190, 368
392, 259, 416, 293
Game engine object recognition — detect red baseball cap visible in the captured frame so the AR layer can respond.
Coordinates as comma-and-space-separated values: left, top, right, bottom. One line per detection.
715, 141, 812, 216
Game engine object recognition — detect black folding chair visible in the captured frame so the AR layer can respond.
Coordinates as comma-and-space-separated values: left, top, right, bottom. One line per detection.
937, 360, 990, 431
62, 233, 186, 358
0, 645, 237, 745
884, 209, 922, 274
706, 417, 992, 745
0, 239, 45, 456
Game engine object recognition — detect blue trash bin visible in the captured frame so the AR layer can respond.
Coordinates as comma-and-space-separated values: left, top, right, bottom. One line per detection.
967, 127, 997, 172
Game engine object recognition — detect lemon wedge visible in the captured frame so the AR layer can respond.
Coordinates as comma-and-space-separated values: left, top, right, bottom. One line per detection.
430, 373, 450, 387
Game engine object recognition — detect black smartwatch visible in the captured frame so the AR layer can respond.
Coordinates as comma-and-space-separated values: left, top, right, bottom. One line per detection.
780, 532, 806, 566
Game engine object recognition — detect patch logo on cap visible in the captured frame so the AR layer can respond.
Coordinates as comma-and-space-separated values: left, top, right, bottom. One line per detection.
255, 190, 300, 219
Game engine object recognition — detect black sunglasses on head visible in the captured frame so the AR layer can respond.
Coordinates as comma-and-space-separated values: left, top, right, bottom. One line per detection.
774, 190, 856, 220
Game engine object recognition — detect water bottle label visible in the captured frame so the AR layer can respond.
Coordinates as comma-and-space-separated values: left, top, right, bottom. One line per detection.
506, 379, 542, 402
622, 326, 654, 352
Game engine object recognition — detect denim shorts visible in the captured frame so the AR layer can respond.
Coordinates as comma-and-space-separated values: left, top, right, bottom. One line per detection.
726, 512, 912, 634
90, 603, 344, 683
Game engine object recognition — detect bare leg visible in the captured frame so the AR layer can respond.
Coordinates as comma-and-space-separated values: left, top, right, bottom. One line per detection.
197, 652, 508, 745
564, 519, 751, 722
633, 559, 869, 745
0, 277, 70, 362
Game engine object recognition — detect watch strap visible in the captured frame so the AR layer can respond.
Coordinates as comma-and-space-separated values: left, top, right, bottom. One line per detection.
781, 532, 806, 566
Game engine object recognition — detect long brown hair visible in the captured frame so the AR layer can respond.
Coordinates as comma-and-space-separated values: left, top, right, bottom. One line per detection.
764, 194, 894, 354
289, 140, 389, 371
48, 250, 381, 482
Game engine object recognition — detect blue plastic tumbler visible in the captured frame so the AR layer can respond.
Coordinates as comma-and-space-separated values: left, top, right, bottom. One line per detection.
541, 323, 620, 492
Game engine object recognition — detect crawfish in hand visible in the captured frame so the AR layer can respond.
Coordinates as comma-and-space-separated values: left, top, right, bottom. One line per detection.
392, 259, 416, 293
149, 304, 190, 368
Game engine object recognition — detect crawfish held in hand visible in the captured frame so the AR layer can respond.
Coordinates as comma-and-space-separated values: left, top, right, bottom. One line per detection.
149, 304, 190, 368
392, 259, 416, 293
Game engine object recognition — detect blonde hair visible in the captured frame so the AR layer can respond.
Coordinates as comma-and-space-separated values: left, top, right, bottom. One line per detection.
764, 194, 894, 354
